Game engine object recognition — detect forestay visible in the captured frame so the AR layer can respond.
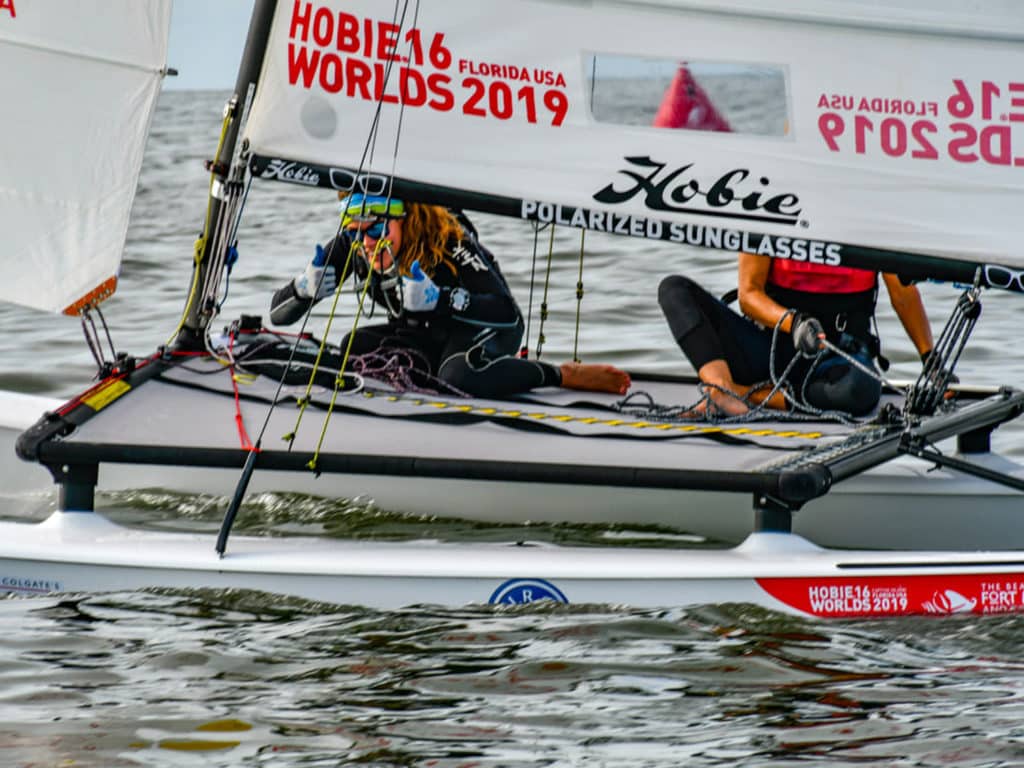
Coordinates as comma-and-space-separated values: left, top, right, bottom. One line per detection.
0, 0, 171, 315
244, 0, 1024, 282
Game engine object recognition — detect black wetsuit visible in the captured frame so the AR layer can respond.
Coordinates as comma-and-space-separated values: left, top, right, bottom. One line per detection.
658, 274, 881, 415
270, 214, 562, 397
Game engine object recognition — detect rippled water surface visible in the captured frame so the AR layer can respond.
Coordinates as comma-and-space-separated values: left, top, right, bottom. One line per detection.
2, 90, 1024, 766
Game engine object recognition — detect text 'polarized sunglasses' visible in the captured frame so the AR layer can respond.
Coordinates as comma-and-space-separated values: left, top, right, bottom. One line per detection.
984, 264, 1024, 292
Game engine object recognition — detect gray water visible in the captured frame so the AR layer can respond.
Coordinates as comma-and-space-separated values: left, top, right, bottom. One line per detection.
1, 90, 1024, 766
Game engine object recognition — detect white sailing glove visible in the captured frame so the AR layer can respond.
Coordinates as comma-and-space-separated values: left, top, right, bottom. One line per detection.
402, 260, 440, 312
293, 244, 337, 300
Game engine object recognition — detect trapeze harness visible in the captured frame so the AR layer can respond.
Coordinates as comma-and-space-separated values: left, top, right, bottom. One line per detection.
658, 261, 883, 416
269, 214, 564, 398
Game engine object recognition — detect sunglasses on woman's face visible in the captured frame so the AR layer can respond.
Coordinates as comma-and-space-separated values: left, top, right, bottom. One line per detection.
348, 217, 388, 240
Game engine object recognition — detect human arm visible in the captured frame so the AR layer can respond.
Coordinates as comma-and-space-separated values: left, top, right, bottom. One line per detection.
881, 273, 933, 358
269, 234, 351, 326
737, 252, 825, 354
737, 252, 795, 330
411, 241, 521, 328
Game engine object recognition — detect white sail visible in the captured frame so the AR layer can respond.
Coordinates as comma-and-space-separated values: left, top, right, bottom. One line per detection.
0, 0, 172, 315
244, 0, 1024, 273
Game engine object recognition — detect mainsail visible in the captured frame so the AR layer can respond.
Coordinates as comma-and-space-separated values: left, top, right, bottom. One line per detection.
243, 0, 1024, 285
0, 0, 171, 315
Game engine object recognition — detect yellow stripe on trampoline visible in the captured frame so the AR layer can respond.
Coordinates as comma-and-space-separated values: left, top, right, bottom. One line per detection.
359, 392, 825, 441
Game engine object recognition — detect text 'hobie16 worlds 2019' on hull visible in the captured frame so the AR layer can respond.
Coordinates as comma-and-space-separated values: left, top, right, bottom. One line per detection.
2, 0, 1024, 619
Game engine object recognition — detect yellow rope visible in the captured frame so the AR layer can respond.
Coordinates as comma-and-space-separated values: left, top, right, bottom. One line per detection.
295, 239, 391, 472
282, 237, 367, 447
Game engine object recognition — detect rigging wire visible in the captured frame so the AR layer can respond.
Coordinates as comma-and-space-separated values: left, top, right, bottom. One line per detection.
905, 276, 980, 416
535, 223, 557, 359
521, 220, 548, 358
571, 228, 586, 363
283, 237, 377, 457
79, 307, 112, 375
297, 0, 426, 469
240, 0, 416, 450
212, 0, 421, 529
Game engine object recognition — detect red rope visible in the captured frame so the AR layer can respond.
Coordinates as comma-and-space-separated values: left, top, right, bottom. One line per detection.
227, 332, 256, 451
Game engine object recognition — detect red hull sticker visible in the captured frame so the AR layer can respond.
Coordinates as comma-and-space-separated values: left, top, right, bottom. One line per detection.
757, 573, 1024, 618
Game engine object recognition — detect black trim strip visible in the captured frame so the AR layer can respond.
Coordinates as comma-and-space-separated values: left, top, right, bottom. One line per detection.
32, 440, 831, 504
248, 156, 1017, 292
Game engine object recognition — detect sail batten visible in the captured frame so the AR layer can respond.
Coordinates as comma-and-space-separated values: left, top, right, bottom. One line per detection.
0, 35, 170, 74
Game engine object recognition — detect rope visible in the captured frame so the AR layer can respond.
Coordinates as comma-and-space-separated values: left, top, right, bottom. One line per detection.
301, 240, 384, 470
226, 331, 255, 451
281, 237, 371, 447
80, 310, 107, 374
302, 0, 423, 472
247, 0, 417, 467
905, 280, 980, 416
571, 228, 586, 363
521, 220, 547, 358
77, 304, 121, 377
614, 311, 893, 427
535, 223, 557, 359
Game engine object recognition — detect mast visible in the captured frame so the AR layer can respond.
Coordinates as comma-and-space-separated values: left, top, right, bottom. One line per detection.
175, 0, 279, 349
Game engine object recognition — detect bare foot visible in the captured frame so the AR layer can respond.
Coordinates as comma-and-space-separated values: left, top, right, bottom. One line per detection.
694, 361, 787, 417
673, 388, 750, 420
705, 387, 750, 416
698, 384, 788, 417
559, 362, 631, 395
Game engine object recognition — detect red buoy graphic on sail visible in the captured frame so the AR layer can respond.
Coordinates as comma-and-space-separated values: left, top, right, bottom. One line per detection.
653, 65, 731, 132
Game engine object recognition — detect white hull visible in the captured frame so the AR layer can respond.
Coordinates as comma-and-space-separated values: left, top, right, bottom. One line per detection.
1, 510, 1023, 619
2, 389, 1023, 550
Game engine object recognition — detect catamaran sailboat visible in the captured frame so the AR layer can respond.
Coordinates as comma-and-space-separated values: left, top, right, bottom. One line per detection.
1, 0, 1024, 618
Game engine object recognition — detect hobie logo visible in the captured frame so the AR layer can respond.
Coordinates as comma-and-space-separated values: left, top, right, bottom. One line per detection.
489, 578, 569, 606
593, 156, 802, 226
258, 159, 320, 186
922, 589, 977, 614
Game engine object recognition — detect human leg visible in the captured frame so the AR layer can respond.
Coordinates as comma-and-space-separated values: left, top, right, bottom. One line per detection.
802, 342, 881, 416
658, 275, 787, 412
437, 324, 629, 397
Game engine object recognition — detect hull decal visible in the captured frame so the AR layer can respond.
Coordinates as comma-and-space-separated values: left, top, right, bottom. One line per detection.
759, 573, 1024, 618
490, 578, 570, 605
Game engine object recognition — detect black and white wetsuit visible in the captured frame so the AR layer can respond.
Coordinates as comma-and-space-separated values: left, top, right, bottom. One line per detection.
658, 274, 882, 415
270, 214, 562, 397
